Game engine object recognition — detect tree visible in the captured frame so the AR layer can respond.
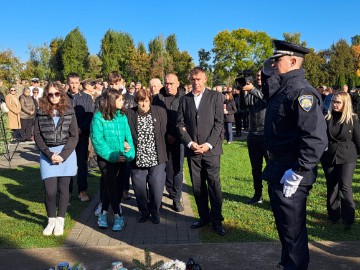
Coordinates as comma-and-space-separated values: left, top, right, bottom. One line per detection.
198, 48, 212, 72
164, 34, 193, 84
62, 27, 89, 79
148, 35, 168, 81
21, 44, 51, 81
351, 35, 360, 46
87, 55, 102, 79
127, 44, 150, 85
49, 37, 64, 81
327, 39, 357, 87
0, 49, 22, 85
303, 49, 326, 87
212, 28, 273, 85
99, 30, 135, 79
283, 32, 307, 46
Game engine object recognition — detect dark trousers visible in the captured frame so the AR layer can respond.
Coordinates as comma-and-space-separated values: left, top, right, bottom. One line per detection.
97, 156, 126, 215
165, 142, 184, 201
234, 112, 242, 135
268, 183, 311, 270
19, 118, 33, 140
131, 163, 166, 218
187, 155, 223, 224
224, 122, 233, 142
322, 162, 356, 225
122, 162, 132, 192
70, 135, 89, 193
43, 176, 71, 218
247, 133, 267, 196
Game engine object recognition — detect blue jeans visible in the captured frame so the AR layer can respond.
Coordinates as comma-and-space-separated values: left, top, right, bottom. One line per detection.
224, 122, 233, 142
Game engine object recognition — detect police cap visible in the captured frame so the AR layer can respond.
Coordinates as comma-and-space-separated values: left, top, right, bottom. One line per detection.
80, 78, 94, 86
270, 40, 310, 59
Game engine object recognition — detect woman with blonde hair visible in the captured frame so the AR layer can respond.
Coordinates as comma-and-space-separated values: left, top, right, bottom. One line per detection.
321, 91, 360, 229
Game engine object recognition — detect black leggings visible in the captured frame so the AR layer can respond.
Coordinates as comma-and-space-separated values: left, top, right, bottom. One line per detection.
43, 176, 71, 218
97, 156, 126, 215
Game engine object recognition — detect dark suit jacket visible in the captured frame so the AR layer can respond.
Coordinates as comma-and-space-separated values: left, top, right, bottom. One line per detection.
321, 115, 360, 165
177, 89, 224, 157
126, 105, 168, 165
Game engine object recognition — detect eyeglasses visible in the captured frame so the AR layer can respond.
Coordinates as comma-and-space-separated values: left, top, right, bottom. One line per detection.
10, 89, 16, 92
331, 100, 342, 104
47, 92, 61, 98
33, 91, 39, 94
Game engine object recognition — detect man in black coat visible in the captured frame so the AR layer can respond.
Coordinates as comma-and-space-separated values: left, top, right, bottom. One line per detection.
153, 74, 186, 212
67, 72, 95, 202
177, 67, 225, 236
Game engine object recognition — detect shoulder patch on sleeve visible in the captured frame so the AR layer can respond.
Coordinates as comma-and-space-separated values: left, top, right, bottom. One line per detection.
298, 95, 314, 112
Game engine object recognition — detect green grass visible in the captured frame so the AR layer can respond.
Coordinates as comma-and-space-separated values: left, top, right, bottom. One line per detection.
184, 140, 360, 243
0, 165, 99, 248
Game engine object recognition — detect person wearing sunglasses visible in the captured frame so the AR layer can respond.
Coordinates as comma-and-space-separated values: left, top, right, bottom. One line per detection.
34, 81, 79, 236
5, 86, 21, 142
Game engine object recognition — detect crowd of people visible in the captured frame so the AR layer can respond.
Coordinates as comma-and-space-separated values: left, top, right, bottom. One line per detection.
1, 39, 360, 270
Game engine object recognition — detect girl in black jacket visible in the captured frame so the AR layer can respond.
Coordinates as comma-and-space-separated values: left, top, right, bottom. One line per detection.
321, 92, 360, 229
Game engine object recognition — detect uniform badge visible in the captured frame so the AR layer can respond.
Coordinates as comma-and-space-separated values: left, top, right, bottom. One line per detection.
298, 95, 313, 112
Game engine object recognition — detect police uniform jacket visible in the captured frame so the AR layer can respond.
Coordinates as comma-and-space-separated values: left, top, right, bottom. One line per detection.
321, 113, 360, 165
263, 68, 328, 185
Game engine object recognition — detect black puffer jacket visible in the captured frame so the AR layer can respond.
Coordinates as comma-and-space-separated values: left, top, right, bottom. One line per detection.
34, 107, 79, 160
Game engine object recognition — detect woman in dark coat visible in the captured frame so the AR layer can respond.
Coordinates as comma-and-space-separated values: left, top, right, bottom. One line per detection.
223, 91, 237, 144
126, 89, 168, 224
321, 92, 360, 229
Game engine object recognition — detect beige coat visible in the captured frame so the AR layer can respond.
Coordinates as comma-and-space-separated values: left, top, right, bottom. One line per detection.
5, 94, 21, 129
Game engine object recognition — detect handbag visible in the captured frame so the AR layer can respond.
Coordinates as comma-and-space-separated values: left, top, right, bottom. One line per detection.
1, 102, 9, 113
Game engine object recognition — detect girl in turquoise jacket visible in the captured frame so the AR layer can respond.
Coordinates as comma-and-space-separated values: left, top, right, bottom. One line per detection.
90, 89, 135, 231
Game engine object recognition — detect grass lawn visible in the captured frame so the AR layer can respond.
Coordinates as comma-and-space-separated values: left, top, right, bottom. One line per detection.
0, 165, 99, 248
184, 140, 360, 243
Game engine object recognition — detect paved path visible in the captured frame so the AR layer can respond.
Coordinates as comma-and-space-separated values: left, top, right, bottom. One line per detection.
64, 187, 200, 247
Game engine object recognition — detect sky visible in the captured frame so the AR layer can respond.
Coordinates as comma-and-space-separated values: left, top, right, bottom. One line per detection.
1, 0, 359, 65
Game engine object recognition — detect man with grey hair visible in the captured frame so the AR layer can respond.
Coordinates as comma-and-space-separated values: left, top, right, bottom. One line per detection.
149, 78, 163, 96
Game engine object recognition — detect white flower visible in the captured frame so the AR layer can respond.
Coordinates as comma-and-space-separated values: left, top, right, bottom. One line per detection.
159, 259, 186, 270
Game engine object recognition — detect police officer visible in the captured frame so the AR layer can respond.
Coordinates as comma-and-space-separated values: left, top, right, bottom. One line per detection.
262, 40, 328, 270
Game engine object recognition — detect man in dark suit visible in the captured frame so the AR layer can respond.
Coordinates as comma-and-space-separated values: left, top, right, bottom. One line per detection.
177, 67, 225, 236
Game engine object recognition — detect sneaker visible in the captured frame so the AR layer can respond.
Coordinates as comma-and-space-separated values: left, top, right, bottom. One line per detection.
173, 200, 184, 212
54, 217, 65, 236
247, 196, 263, 205
98, 211, 108, 228
43, 217, 56, 236
78, 191, 90, 202
94, 202, 102, 216
113, 214, 124, 231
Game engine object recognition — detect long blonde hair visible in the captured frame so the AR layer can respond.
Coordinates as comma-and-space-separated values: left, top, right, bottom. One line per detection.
325, 92, 355, 125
